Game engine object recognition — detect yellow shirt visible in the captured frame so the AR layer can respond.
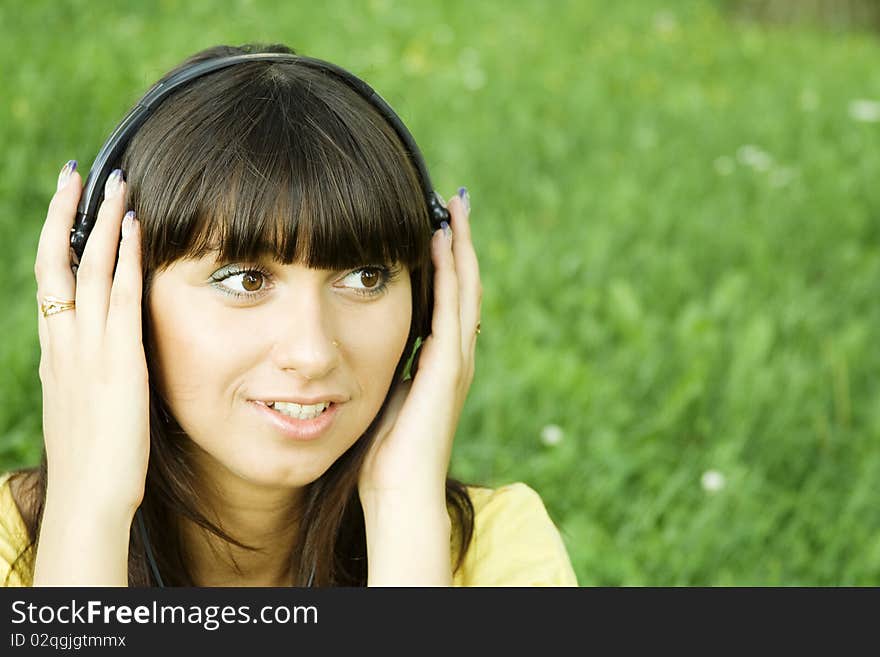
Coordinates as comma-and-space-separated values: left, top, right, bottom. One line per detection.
0, 471, 577, 586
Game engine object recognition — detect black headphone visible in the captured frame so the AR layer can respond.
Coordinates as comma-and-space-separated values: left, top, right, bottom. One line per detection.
69, 52, 451, 266
80, 52, 450, 587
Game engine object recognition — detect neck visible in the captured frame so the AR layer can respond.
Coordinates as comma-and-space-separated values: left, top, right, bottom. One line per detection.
181, 461, 306, 587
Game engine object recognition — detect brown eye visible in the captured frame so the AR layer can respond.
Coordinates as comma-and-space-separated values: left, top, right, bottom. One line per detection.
211, 265, 274, 299
340, 266, 394, 298
360, 269, 380, 289
241, 271, 263, 292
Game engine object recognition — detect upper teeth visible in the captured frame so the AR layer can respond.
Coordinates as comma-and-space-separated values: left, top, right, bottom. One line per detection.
267, 401, 330, 420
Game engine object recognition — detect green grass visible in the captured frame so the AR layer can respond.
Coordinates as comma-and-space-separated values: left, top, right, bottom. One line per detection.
2, 0, 880, 585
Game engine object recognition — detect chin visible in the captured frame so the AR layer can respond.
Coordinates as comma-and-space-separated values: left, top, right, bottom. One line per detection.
226, 456, 334, 489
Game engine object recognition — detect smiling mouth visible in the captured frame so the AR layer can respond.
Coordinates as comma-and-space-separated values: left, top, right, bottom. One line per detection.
259, 400, 333, 421
249, 399, 341, 441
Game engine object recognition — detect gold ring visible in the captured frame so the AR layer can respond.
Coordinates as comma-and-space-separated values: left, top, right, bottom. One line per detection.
40, 295, 76, 318
475, 322, 481, 335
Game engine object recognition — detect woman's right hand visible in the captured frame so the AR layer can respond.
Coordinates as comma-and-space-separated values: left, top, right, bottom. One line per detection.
34, 161, 149, 525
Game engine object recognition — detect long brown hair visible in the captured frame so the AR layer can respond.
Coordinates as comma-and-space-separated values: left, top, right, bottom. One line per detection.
9, 43, 473, 586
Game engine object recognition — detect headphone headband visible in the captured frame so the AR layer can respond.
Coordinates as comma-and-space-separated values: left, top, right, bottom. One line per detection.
70, 52, 450, 264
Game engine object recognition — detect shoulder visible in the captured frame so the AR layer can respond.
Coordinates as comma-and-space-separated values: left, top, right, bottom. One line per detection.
0, 471, 36, 587
452, 482, 578, 587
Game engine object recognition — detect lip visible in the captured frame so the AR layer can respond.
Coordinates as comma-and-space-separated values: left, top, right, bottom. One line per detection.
252, 394, 348, 405
250, 400, 340, 441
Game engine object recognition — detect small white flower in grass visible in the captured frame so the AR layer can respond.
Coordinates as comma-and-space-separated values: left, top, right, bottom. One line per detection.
848, 99, 880, 123
736, 145, 773, 172
540, 424, 564, 446
701, 469, 726, 493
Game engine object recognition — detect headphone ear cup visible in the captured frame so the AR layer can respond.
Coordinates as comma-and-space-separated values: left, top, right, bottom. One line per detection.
427, 191, 450, 230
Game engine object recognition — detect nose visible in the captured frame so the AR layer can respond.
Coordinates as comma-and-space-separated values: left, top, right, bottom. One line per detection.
270, 294, 341, 381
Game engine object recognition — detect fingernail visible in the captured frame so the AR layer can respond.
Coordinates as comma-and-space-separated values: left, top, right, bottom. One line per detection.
121, 210, 136, 240
56, 160, 77, 192
104, 169, 125, 199
441, 220, 452, 241
457, 186, 470, 213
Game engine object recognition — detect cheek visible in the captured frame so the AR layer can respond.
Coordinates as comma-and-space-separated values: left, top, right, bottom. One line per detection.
338, 290, 412, 403
147, 293, 251, 417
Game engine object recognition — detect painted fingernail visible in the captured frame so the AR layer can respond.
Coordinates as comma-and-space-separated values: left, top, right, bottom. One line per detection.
56, 160, 77, 192
441, 220, 452, 241
104, 169, 125, 199
457, 186, 470, 213
121, 210, 136, 240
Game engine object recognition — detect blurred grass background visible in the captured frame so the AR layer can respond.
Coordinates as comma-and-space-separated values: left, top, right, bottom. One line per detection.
2, 0, 879, 585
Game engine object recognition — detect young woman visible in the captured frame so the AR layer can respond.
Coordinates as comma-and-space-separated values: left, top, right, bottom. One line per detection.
0, 43, 576, 586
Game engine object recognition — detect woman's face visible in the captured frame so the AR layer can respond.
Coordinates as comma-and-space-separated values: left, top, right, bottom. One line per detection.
146, 253, 412, 490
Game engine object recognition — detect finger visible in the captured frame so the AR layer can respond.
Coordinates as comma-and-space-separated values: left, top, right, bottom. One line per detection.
75, 169, 127, 342
447, 188, 482, 354
35, 160, 82, 356
106, 211, 144, 349
427, 221, 462, 372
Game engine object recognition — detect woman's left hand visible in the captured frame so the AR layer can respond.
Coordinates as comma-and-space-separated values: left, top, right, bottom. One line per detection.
358, 188, 480, 508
